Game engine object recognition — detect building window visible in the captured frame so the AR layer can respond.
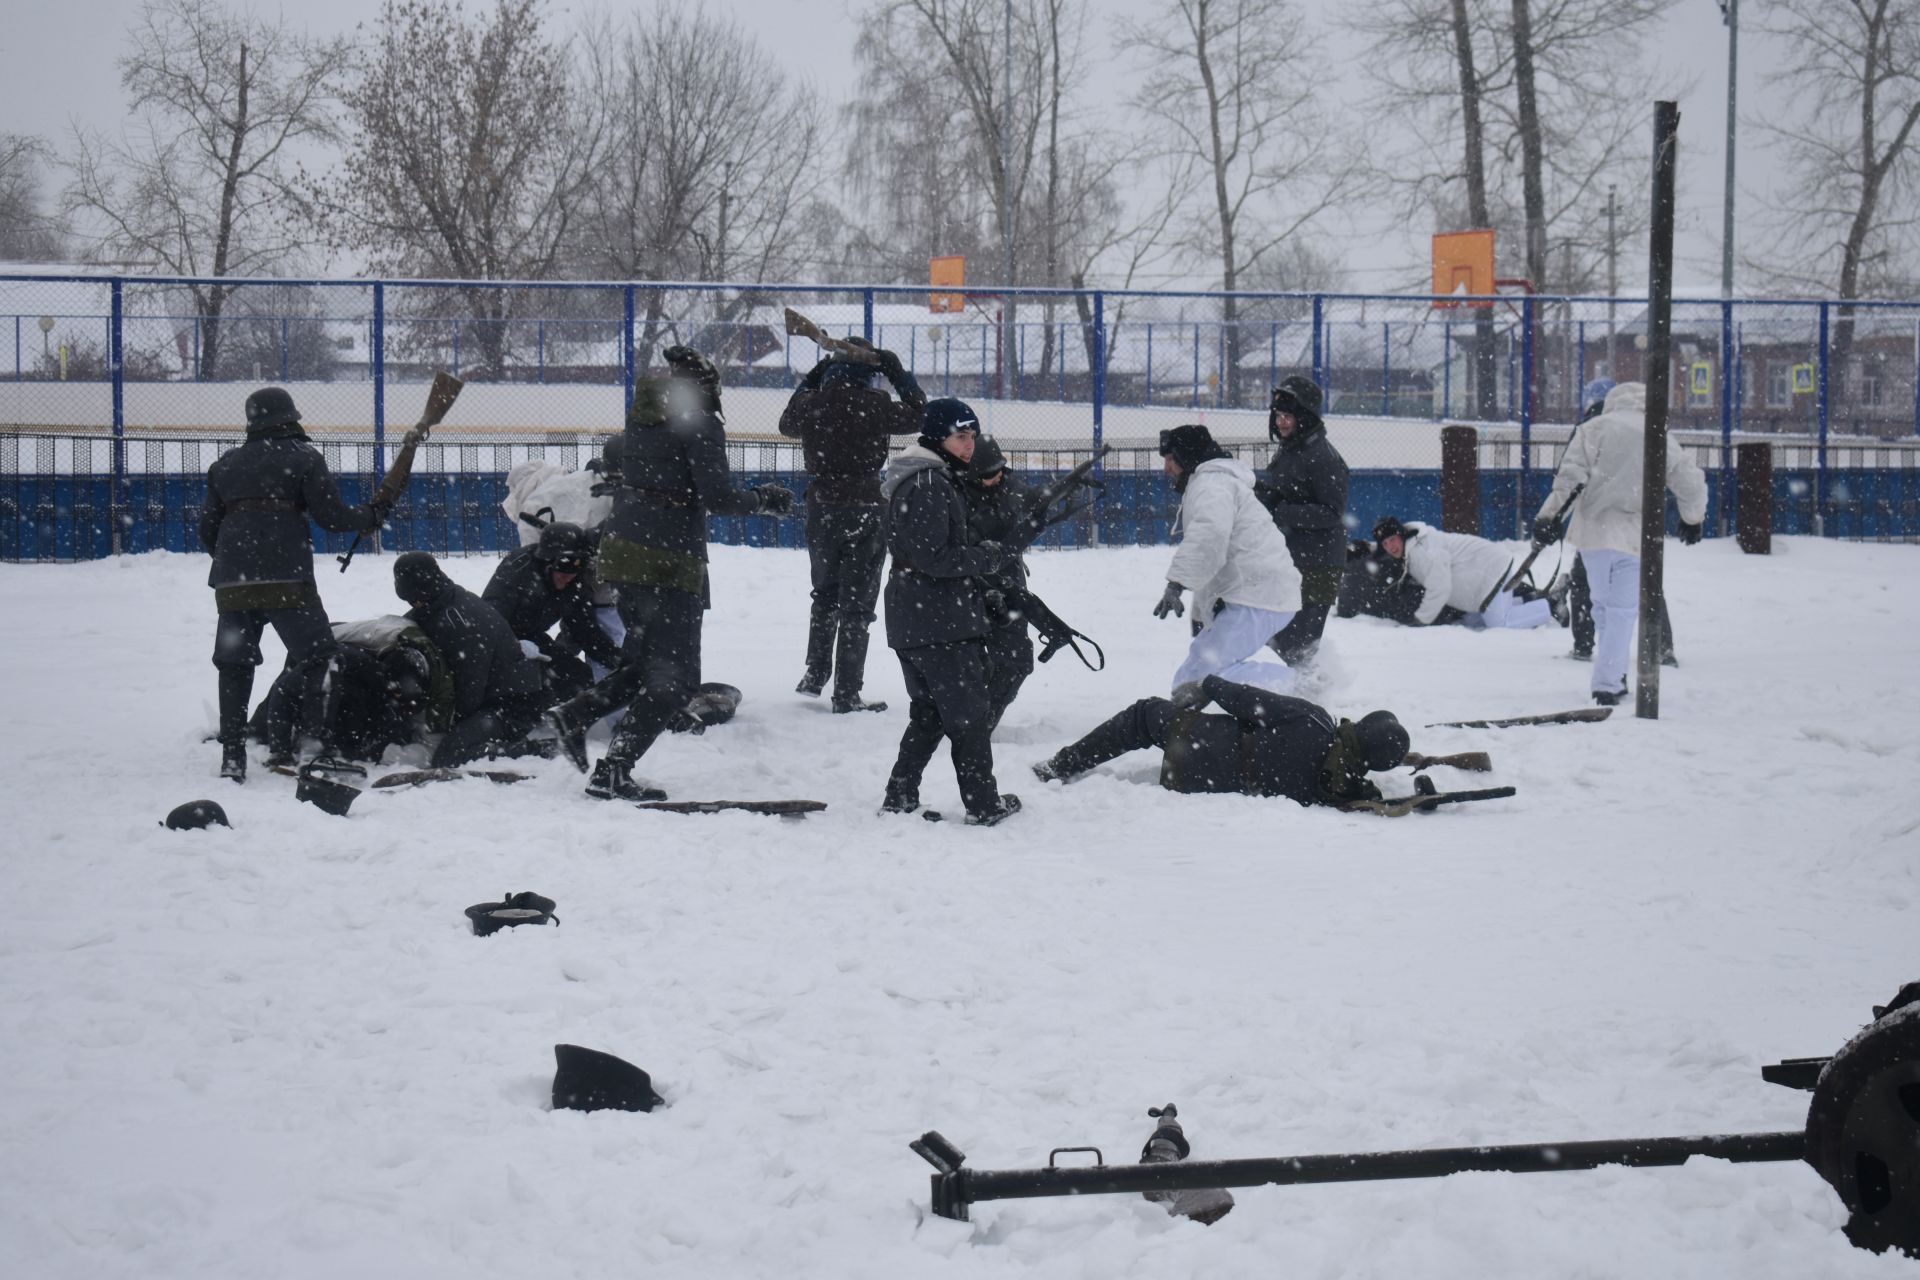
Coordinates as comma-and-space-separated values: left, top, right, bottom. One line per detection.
1849, 358, 1884, 407
1766, 362, 1792, 408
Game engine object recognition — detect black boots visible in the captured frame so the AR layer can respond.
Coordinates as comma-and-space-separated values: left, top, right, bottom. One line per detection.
544, 706, 591, 773
219, 740, 248, 783
584, 760, 667, 802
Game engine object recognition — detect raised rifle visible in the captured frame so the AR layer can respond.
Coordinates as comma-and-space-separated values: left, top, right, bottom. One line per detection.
339, 371, 465, 572
783, 307, 882, 364
1007, 446, 1113, 550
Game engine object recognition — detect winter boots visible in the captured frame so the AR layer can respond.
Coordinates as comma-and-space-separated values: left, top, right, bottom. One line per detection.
544, 706, 591, 773
795, 670, 828, 698
965, 794, 1022, 826
832, 695, 887, 714
584, 760, 667, 803
219, 740, 248, 784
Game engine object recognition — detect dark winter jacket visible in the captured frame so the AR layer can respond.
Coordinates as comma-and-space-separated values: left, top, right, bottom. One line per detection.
598, 394, 762, 596
779, 359, 926, 505
394, 553, 545, 720
959, 469, 1038, 595
1258, 421, 1350, 572
1164, 677, 1344, 805
482, 544, 622, 669
880, 444, 1009, 650
197, 423, 383, 600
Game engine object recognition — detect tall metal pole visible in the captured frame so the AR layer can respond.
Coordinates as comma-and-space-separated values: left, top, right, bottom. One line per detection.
1001, 0, 1015, 401
1720, 0, 1739, 297
1606, 184, 1618, 378
1637, 102, 1681, 721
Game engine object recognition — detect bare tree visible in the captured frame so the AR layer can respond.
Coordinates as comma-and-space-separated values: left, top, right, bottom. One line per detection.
1120, 0, 1368, 403
63, 0, 346, 377
310, 0, 598, 375
0, 134, 65, 261
1751, 0, 1920, 381
571, 3, 830, 367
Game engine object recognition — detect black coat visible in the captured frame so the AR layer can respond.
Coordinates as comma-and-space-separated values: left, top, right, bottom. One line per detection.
959, 474, 1038, 594
397, 557, 545, 719
880, 447, 1006, 650
1258, 422, 1350, 571
482, 545, 622, 668
197, 424, 382, 588
598, 410, 761, 595
779, 361, 925, 505
1166, 677, 1341, 805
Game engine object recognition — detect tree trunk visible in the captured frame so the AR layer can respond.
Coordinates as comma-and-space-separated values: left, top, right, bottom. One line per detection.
1192, 0, 1241, 403
1509, 0, 1546, 422
1040, 0, 1063, 382
1450, 0, 1498, 419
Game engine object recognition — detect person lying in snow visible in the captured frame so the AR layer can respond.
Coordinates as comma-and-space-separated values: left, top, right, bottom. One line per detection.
1031, 676, 1409, 807
1371, 515, 1566, 631
249, 616, 451, 768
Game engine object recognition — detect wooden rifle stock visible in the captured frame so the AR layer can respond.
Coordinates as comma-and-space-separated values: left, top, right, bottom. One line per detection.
338, 371, 465, 572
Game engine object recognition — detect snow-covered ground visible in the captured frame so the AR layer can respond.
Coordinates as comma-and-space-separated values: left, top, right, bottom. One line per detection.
2, 536, 1915, 1279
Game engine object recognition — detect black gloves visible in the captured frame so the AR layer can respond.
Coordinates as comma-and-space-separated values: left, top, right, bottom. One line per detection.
755, 485, 795, 516
1531, 515, 1564, 546
1153, 581, 1186, 619
1676, 520, 1703, 545
368, 495, 394, 524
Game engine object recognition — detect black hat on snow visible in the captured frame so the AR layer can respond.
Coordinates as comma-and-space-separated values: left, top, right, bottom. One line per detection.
244, 386, 301, 432
1157, 424, 1230, 472
1269, 375, 1324, 436
295, 771, 359, 817
163, 799, 230, 831
552, 1044, 666, 1113
392, 551, 454, 609
466, 890, 559, 936
1355, 710, 1410, 771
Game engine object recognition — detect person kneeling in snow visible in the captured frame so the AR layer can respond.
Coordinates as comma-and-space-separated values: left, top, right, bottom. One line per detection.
394, 552, 549, 769
1031, 676, 1408, 807
483, 521, 624, 705
1371, 515, 1565, 631
1155, 425, 1301, 698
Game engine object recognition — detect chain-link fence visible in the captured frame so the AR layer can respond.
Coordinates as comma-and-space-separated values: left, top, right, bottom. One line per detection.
3, 271, 1918, 561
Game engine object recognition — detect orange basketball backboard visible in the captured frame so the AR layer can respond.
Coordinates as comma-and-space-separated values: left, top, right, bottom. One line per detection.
1432, 230, 1495, 308
930, 256, 966, 314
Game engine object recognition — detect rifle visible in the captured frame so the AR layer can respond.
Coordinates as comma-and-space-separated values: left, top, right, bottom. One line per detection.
784, 307, 882, 364
1008, 445, 1112, 549
1004, 588, 1105, 672
1478, 481, 1585, 612
339, 371, 464, 572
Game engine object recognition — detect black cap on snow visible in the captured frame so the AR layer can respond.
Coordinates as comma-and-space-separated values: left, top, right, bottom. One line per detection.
1355, 710, 1410, 771
466, 890, 558, 937
295, 771, 359, 817
392, 551, 454, 609
163, 799, 230, 831
535, 521, 593, 567
244, 386, 301, 432
552, 1044, 666, 1113
1157, 424, 1229, 472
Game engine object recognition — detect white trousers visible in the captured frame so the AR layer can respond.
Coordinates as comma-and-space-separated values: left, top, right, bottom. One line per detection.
1473, 591, 1554, 630
1579, 548, 1638, 695
1172, 603, 1297, 695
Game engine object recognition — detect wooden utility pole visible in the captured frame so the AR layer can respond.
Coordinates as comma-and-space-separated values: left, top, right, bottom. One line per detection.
1637, 102, 1680, 721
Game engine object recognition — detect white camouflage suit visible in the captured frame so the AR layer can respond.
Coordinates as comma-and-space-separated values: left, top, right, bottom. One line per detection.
1166, 456, 1303, 693
1401, 524, 1554, 629
1537, 381, 1708, 697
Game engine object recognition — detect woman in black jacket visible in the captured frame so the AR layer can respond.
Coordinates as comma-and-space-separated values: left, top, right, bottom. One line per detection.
1258, 375, 1350, 665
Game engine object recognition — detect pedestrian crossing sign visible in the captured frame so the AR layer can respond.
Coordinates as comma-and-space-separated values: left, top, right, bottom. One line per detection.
1792, 363, 1815, 394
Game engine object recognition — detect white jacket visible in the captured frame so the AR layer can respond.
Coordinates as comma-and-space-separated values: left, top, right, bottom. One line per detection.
1167, 457, 1302, 619
1539, 382, 1709, 555
501, 460, 614, 547
1402, 524, 1516, 624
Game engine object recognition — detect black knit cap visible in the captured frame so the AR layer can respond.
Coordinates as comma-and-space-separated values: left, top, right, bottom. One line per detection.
921, 397, 980, 454
1157, 424, 1229, 472
393, 550, 454, 608
1372, 514, 1407, 545
966, 437, 1007, 484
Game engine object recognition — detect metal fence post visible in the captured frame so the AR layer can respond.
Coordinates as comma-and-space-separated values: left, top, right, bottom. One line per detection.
1380, 320, 1390, 415
1519, 294, 1535, 536
1311, 294, 1325, 387
110, 276, 125, 556
1092, 290, 1106, 546
1816, 300, 1829, 535
372, 282, 387, 483
1911, 318, 1919, 437
862, 288, 875, 344
623, 285, 636, 415
1719, 300, 1734, 535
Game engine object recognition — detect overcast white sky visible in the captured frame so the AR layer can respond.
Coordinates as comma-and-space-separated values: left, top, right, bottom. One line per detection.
2, 0, 1791, 293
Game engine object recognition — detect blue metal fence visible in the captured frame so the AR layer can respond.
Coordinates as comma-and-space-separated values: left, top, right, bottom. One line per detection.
2, 272, 1919, 559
